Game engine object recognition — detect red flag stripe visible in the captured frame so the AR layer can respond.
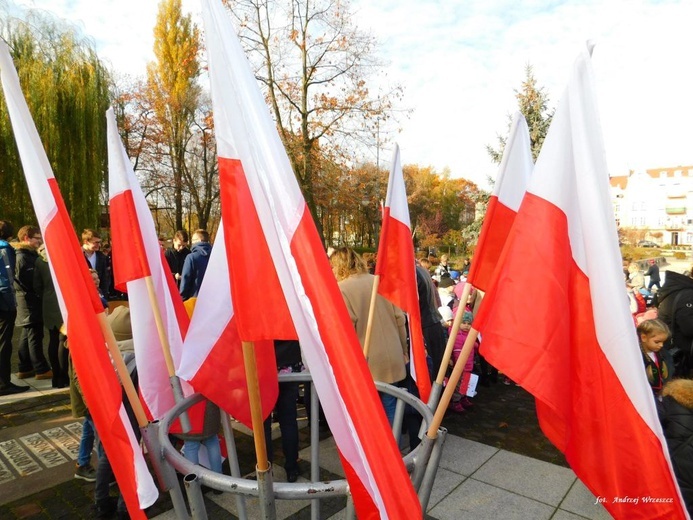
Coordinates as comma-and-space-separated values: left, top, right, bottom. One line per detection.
466, 196, 516, 291
109, 190, 151, 292
477, 193, 686, 519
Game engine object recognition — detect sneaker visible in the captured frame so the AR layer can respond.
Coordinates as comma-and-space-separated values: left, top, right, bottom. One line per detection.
503, 376, 513, 386
459, 397, 474, 409
75, 463, 97, 482
16, 371, 35, 379
35, 370, 53, 381
449, 401, 466, 413
0, 383, 30, 396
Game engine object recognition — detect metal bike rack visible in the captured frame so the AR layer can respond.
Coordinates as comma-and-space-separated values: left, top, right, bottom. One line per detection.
147, 372, 445, 519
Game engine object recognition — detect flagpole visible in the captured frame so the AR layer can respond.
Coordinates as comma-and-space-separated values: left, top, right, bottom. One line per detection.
362, 274, 381, 359
143, 275, 191, 431
434, 282, 473, 385
427, 326, 479, 438
241, 341, 270, 471
96, 312, 149, 428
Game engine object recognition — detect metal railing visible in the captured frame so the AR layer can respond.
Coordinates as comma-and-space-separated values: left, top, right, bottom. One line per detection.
141, 372, 446, 519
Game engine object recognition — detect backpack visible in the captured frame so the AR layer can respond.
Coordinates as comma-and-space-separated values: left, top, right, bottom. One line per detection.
0, 244, 16, 311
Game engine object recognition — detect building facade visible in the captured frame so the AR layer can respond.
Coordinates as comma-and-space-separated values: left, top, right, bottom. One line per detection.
611, 166, 693, 246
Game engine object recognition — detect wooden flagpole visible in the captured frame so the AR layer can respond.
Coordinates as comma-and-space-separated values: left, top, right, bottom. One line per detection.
242, 341, 269, 471
434, 281, 473, 386
96, 312, 149, 428
143, 275, 191, 431
427, 326, 479, 438
362, 274, 381, 359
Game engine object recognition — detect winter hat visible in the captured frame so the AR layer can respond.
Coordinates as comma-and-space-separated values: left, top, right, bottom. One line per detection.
108, 305, 132, 341
450, 270, 460, 280
462, 311, 474, 324
439, 276, 456, 289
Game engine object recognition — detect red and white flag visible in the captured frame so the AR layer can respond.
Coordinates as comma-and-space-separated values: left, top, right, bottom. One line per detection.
475, 46, 688, 519
0, 42, 158, 518
107, 107, 192, 421
195, 1, 422, 517
376, 144, 431, 402
466, 111, 533, 291
176, 220, 279, 429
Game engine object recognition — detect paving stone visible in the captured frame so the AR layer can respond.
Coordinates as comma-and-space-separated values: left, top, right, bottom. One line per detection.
428, 478, 555, 520
438, 435, 498, 476
472, 449, 576, 506
560, 479, 613, 519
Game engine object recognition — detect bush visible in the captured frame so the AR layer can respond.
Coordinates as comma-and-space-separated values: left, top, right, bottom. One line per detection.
674, 251, 688, 260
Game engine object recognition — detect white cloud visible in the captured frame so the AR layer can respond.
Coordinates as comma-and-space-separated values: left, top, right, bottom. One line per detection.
12, 0, 693, 190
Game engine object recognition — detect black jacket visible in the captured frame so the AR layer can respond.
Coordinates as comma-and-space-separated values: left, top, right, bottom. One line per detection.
83, 250, 111, 298
14, 245, 41, 326
657, 271, 693, 367
660, 379, 693, 514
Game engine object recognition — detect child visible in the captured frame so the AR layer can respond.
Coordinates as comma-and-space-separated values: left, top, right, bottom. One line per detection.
449, 311, 479, 413
638, 319, 673, 396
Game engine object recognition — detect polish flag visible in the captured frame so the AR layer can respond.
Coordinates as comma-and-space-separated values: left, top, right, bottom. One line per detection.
376, 144, 431, 402
0, 42, 158, 518
107, 107, 192, 421
176, 220, 279, 429
474, 46, 688, 519
466, 111, 533, 291
197, 1, 422, 517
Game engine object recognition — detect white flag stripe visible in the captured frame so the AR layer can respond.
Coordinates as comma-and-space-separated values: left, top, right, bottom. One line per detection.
385, 145, 411, 228
201, 0, 393, 514
494, 112, 534, 211
527, 46, 675, 488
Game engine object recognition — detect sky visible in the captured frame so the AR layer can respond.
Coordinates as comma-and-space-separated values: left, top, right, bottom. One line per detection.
10, 0, 693, 190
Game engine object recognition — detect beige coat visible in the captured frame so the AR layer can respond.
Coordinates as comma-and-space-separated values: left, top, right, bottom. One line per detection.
338, 273, 408, 384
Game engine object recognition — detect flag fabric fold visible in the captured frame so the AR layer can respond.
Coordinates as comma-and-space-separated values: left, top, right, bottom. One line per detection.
0, 41, 158, 518
474, 46, 688, 519
466, 111, 533, 292
107, 107, 192, 422
376, 144, 431, 402
193, 1, 422, 517
176, 219, 279, 429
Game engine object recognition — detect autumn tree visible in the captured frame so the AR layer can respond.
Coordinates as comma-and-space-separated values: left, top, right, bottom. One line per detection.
146, 0, 201, 230
403, 164, 479, 252
0, 6, 111, 231
226, 0, 400, 242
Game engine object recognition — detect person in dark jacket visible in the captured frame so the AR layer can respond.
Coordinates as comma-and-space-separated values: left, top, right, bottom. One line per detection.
180, 229, 212, 300
164, 229, 191, 287
659, 378, 693, 514
34, 244, 67, 388
657, 270, 693, 376
81, 229, 111, 299
416, 262, 446, 381
0, 220, 28, 395
645, 259, 661, 291
14, 225, 51, 380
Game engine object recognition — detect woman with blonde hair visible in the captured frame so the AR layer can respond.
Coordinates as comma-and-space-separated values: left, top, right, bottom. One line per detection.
329, 248, 408, 424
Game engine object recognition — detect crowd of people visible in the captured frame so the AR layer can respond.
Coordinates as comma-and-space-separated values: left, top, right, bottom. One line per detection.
6, 217, 693, 515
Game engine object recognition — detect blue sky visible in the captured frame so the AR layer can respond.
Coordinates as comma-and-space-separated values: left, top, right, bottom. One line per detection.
13, 0, 693, 189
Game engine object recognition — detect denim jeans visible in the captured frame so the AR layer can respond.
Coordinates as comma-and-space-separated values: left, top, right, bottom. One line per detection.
379, 391, 398, 426
182, 436, 223, 474
77, 415, 103, 467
